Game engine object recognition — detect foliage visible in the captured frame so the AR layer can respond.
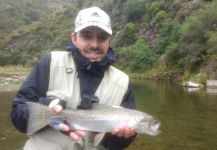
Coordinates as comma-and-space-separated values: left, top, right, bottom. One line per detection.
155, 11, 167, 22
206, 30, 217, 55
0, 0, 60, 36
116, 22, 137, 47
182, 72, 208, 85
177, 0, 217, 70
0, 0, 217, 80
118, 38, 154, 71
149, 1, 160, 18
153, 18, 181, 55
0, 49, 34, 66
124, 0, 147, 22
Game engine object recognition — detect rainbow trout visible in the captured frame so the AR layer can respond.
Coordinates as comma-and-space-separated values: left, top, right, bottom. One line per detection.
26, 102, 160, 137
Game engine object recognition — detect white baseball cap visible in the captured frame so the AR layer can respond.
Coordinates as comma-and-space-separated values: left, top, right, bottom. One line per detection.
74, 7, 112, 35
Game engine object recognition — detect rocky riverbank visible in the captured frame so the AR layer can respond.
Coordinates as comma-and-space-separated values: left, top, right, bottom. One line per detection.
0, 65, 30, 89
0, 75, 26, 84
0, 75, 27, 91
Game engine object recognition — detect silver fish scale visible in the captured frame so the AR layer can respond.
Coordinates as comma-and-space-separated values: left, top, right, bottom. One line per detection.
26, 102, 160, 136
56, 106, 149, 132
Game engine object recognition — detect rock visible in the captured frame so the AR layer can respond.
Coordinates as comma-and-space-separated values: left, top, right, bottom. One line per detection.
206, 88, 217, 94
182, 81, 204, 88
206, 80, 217, 88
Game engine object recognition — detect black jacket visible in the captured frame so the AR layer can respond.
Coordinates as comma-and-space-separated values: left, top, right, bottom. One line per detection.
11, 43, 136, 149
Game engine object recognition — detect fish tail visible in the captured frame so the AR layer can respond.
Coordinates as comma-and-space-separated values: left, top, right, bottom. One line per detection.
26, 102, 49, 135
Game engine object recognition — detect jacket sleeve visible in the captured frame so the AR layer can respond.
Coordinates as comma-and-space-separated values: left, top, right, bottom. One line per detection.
10, 53, 51, 133
102, 82, 137, 150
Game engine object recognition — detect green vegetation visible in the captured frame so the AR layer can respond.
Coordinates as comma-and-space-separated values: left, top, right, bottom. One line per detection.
0, 65, 30, 76
0, 65, 30, 88
118, 38, 154, 71
124, 0, 147, 22
0, 0, 217, 83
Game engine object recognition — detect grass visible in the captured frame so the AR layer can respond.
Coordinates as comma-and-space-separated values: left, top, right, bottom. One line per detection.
0, 82, 22, 90
0, 65, 30, 90
128, 66, 182, 81
0, 65, 31, 76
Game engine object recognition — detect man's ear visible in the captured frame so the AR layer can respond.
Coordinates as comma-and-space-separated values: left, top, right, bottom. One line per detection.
71, 33, 76, 44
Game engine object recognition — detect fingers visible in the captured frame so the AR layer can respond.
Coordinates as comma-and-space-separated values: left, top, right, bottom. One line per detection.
59, 123, 70, 131
52, 104, 63, 113
50, 105, 87, 141
69, 130, 87, 141
58, 123, 87, 141
112, 125, 136, 138
74, 130, 87, 137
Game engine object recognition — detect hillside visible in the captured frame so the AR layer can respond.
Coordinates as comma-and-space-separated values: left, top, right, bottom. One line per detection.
0, 0, 216, 82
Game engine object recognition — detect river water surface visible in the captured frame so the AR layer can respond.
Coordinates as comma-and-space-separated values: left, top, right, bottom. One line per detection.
1, 80, 217, 150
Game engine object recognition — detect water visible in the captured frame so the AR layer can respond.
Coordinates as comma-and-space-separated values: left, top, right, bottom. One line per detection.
0, 90, 27, 150
1, 80, 217, 150
127, 80, 217, 150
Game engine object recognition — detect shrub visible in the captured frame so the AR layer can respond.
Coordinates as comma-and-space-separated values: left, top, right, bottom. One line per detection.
118, 38, 154, 71
124, 0, 146, 22
177, 1, 217, 69
155, 11, 167, 22
121, 22, 137, 45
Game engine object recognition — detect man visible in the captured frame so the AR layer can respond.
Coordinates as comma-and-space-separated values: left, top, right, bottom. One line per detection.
11, 7, 136, 150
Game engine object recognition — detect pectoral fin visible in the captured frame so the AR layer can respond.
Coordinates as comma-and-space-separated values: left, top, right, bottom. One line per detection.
76, 138, 84, 146
93, 133, 105, 146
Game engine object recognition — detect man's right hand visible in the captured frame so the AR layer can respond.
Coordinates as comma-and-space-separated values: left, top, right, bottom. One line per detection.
51, 104, 87, 141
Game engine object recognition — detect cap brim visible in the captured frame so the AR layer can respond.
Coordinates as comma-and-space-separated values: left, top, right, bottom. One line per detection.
75, 22, 112, 35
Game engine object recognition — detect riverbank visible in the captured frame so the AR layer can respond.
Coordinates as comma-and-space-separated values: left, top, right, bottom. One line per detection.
0, 65, 179, 88
0, 65, 30, 90
0, 65, 210, 90
0, 75, 26, 90
0, 65, 189, 90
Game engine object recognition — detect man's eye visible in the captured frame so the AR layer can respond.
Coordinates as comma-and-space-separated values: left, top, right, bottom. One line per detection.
81, 33, 92, 39
98, 34, 109, 41
80, 32, 109, 41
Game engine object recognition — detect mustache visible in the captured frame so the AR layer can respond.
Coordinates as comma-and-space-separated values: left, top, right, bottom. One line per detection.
89, 47, 101, 52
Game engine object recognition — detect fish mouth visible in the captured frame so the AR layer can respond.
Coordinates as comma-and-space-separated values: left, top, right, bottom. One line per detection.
151, 120, 160, 131
149, 120, 161, 135
137, 118, 161, 136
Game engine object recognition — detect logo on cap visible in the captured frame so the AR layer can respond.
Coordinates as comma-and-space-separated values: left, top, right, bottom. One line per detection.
92, 12, 100, 17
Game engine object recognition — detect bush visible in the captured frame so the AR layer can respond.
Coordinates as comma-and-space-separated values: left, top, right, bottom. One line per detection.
153, 18, 181, 55
155, 10, 167, 22
177, 1, 217, 69
124, 0, 146, 22
118, 22, 137, 46
206, 31, 217, 55
118, 38, 154, 71
153, 37, 169, 55
0, 53, 9, 65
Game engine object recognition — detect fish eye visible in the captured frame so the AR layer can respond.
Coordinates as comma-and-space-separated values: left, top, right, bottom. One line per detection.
152, 120, 158, 126
151, 120, 160, 130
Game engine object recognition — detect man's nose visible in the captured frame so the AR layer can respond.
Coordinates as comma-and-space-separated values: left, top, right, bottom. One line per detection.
90, 36, 99, 48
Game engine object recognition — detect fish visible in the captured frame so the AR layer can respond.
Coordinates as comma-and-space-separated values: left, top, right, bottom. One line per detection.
26, 102, 160, 138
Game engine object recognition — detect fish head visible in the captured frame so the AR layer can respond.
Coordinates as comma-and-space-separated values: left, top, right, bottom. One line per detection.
135, 116, 160, 136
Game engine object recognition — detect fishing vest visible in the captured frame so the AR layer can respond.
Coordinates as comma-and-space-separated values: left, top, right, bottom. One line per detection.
24, 51, 129, 150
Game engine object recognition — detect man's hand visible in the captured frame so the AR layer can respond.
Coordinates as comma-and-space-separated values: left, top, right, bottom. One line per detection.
52, 104, 87, 141
112, 125, 136, 138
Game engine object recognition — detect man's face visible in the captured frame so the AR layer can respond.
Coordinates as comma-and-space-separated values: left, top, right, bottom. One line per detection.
71, 26, 110, 62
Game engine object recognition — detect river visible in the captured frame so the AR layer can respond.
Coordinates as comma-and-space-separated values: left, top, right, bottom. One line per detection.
1, 80, 217, 150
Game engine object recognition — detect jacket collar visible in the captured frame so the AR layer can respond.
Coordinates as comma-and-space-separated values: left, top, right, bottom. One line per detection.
66, 43, 117, 76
